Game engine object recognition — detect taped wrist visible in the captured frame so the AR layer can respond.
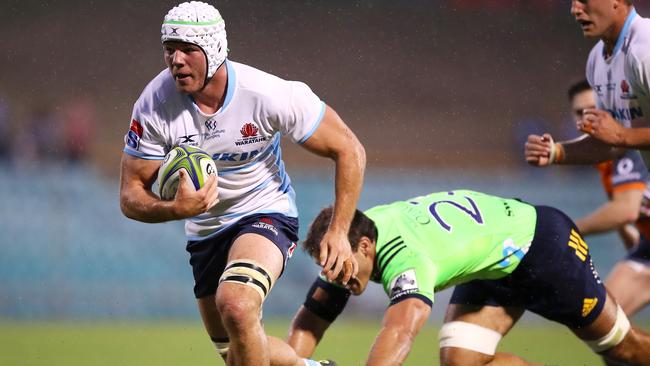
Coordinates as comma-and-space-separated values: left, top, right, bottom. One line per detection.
303, 277, 351, 322
549, 142, 565, 164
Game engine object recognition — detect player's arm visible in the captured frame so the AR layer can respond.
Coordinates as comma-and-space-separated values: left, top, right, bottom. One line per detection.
119, 152, 218, 223
617, 224, 640, 250
301, 105, 366, 284
525, 133, 624, 166
576, 187, 644, 236
578, 108, 650, 149
287, 277, 351, 357
365, 298, 431, 366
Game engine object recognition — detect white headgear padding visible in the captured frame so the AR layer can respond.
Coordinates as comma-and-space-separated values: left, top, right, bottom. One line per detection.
161, 1, 228, 79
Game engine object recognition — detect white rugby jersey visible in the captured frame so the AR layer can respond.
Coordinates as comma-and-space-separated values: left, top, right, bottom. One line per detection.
123, 60, 325, 240
586, 8, 650, 162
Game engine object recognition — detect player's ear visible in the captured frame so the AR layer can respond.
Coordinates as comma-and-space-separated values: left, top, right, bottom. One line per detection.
358, 237, 373, 257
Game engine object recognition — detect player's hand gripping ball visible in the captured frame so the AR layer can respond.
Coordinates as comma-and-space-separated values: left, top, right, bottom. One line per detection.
157, 145, 217, 200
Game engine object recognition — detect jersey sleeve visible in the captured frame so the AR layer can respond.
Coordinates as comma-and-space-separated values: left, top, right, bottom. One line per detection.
123, 99, 167, 160
610, 150, 649, 193
380, 247, 436, 308
272, 81, 326, 144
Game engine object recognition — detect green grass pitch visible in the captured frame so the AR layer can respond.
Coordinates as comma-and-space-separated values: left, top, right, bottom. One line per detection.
0, 320, 608, 365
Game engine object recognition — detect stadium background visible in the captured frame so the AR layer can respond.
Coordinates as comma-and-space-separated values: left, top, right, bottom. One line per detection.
2, 1, 649, 364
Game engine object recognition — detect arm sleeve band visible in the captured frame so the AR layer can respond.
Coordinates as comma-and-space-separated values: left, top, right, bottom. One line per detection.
303, 277, 351, 322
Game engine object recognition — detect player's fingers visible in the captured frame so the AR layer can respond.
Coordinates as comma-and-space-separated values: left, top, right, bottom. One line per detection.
319, 242, 328, 267
340, 259, 353, 285
330, 256, 345, 283
322, 249, 337, 272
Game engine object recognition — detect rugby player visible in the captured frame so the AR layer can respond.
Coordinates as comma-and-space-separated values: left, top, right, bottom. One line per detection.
525, 0, 650, 166
118, 2, 365, 365
288, 190, 650, 365
548, 80, 650, 321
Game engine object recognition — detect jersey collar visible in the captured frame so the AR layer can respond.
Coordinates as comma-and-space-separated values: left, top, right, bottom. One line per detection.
605, 8, 637, 59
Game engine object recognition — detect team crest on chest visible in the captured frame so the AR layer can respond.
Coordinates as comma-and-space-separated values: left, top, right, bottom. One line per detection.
620, 79, 637, 100
235, 122, 266, 146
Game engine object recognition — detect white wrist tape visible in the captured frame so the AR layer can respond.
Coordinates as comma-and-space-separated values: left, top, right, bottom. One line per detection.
213, 340, 230, 359
549, 142, 557, 164
438, 321, 502, 356
585, 305, 631, 353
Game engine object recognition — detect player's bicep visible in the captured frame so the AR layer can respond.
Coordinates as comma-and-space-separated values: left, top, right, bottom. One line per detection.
300, 105, 363, 159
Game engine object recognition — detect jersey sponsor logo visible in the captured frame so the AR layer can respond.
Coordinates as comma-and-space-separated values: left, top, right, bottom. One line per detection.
205, 119, 219, 131
125, 119, 143, 149
212, 148, 261, 162
497, 238, 529, 268
617, 157, 634, 175
582, 297, 598, 317
389, 269, 418, 301
605, 107, 643, 121
252, 218, 278, 236
177, 134, 199, 147
235, 123, 267, 146
568, 229, 588, 262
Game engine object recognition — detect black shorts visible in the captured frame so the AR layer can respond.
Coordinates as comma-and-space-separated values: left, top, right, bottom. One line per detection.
626, 234, 650, 265
450, 206, 607, 329
186, 213, 299, 299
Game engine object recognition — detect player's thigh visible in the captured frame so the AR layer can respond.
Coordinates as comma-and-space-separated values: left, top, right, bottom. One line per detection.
605, 260, 650, 316
216, 234, 286, 313
440, 303, 525, 365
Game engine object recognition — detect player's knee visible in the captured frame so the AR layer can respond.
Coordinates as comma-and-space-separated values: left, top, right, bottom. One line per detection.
439, 321, 500, 366
440, 347, 493, 366
585, 305, 631, 356
215, 290, 260, 329
600, 328, 642, 363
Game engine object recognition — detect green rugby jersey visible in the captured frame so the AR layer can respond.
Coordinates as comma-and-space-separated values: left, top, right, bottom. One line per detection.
365, 190, 537, 306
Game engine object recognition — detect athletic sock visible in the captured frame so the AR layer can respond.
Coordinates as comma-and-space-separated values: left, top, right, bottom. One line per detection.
303, 359, 321, 366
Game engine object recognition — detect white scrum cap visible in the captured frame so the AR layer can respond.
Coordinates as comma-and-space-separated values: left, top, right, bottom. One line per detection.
161, 1, 228, 79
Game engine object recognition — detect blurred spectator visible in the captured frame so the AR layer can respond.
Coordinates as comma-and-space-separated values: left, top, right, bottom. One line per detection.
11, 102, 62, 168
60, 98, 97, 163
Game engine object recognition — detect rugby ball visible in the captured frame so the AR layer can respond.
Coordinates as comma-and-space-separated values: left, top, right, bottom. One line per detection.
157, 145, 217, 200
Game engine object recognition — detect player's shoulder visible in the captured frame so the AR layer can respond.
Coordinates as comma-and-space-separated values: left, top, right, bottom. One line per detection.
133, 69, 184, 121
229, 60, 310, 100
626, 16, 650, 61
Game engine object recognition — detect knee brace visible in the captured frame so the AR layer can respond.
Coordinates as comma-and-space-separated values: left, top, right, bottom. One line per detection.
219, 260, 274, 302
438, 321, 502, 356
211, 337, 229, 360
585, 305, 631, 353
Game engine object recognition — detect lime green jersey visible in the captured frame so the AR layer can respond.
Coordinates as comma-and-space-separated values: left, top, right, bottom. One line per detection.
365, 190, 537, 305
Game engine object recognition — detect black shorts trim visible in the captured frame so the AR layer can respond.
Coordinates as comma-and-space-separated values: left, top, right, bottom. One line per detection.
626, 234, 650, 265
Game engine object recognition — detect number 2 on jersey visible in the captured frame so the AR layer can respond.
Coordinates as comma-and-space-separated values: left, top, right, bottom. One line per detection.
428, 193, 484, 232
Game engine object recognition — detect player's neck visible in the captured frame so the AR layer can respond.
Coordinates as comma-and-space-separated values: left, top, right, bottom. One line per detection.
191, 65, 228, 115
602, 7, 633, 57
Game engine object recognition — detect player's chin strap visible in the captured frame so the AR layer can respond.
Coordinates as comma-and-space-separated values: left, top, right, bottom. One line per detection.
219, 259, 275, 302
438, 321, 502, 356
586, 305, 631, 353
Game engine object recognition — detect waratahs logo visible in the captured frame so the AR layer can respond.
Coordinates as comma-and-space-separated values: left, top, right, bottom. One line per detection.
235, 122, 266, 146
620, 79, 637, 100
240, 123, 258, 138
